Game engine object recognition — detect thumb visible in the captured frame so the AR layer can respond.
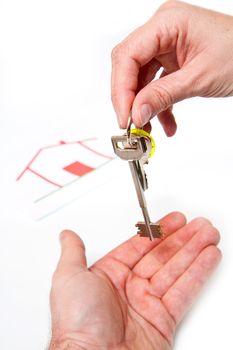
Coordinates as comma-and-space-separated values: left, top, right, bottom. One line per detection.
58, 230, 87, 271
132, 68, 193, 129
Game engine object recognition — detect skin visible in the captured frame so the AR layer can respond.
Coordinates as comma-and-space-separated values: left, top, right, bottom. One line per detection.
49, 212, 221, 350
111, 0, 233, 135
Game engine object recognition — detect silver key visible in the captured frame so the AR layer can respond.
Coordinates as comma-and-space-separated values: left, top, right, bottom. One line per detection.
111, 133, 162, 240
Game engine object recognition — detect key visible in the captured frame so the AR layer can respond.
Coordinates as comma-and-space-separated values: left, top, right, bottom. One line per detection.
111, 132, 162, 240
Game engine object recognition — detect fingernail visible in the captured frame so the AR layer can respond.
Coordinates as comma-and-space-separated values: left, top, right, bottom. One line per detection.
140, 104, 152, 125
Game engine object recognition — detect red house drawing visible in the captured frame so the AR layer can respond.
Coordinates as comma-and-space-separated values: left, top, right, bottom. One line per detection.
17, 138, 114, 196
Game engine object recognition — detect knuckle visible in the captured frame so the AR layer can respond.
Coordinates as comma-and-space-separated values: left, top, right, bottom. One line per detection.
159, 0, 183, 11
156, 0, 190, 25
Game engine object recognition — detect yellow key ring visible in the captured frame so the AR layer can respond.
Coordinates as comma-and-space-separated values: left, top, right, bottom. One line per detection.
130, 129, 156, 158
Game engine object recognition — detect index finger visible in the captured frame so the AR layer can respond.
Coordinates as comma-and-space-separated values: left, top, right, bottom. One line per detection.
111, 17, 172, 128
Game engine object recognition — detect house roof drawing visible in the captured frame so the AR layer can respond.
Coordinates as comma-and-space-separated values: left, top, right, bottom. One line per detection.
17, 138, 114, 191
16, 137, 116, 220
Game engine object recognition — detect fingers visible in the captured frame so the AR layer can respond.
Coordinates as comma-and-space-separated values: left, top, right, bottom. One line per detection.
132, 68, 192, 127
111, 1, 193, 129
133, 217, 213, 279
154, 70, 177, 137
149, 223, 220, 297
142, 121, 152, 134
111, 51, 138, 128
126, 274, 176, 345
103, 212, 186, 270
157, 108, 177, 137
111, 16, 179, 129
56, 230, 87, 273
162, 245, 221, 324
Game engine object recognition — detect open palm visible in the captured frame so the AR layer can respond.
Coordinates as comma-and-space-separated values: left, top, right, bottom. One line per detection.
49, 212, 221, 350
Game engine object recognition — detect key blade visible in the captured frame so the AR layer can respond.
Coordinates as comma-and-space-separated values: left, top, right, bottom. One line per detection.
129, 161, 154, 241
128, 161, 147, 208
141, 207, 154, 240
133, 160, 148, 191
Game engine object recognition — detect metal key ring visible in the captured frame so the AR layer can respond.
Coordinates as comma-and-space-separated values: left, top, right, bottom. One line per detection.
126, 112, 133, 144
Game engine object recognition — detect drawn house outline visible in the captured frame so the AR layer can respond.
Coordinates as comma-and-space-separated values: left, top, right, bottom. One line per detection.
17, 138, 114, 193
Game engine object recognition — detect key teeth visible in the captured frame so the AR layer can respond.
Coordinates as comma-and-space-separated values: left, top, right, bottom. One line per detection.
135, 222, 163, 239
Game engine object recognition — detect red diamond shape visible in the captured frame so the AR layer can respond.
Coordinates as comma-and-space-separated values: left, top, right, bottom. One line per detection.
63, 161, 94, 176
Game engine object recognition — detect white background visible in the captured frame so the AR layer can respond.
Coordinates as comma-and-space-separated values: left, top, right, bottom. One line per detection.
0, 0, 233, 349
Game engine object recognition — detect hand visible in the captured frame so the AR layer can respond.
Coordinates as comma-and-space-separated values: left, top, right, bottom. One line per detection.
111, 0, 233, 135
49, 212, 221, 349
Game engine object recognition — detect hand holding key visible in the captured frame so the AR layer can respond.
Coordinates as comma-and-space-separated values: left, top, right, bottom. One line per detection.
111, 1, 233, 133
112, 125, 161, 240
